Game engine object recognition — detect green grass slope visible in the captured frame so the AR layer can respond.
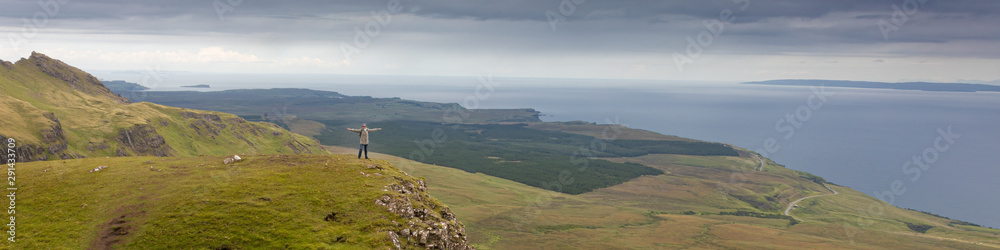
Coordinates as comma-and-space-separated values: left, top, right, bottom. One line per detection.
9, 154, 473, 249
329, 138, 1000, 249
0, 52, 323, 162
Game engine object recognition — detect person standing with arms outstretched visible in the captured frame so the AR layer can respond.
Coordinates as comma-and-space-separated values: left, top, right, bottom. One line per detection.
347, 123, 381, 159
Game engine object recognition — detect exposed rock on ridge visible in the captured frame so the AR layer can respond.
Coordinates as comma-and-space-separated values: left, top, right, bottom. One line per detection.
373, 168, 474, 250
27, 52, 131, 104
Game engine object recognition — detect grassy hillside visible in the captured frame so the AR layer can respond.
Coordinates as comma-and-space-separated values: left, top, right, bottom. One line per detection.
8, 154, 472, 249
0, 52, 323, 162
329, 143, 1000, 249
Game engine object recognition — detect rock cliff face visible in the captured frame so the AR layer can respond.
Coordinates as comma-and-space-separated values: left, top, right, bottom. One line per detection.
0, 113, 74, 162
0, 135, 47, 162
116, 124, 173, 157
184, 112, 226, 137
40, 113, 72, 158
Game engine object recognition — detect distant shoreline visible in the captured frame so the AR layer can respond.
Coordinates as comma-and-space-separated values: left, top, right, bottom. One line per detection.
744, 79, 1000, 93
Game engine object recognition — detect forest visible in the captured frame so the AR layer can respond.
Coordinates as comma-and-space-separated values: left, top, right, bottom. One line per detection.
317, 121, 737, 194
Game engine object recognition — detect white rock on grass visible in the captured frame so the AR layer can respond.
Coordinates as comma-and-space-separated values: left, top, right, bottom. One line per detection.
224, 155, 242, 165
90, 165, 107, 173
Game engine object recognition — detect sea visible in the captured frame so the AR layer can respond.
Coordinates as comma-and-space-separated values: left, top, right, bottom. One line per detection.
93, 72, 1000, 229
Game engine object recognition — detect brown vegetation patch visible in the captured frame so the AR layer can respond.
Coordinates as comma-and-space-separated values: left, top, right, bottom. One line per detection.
90, 204, 146, 250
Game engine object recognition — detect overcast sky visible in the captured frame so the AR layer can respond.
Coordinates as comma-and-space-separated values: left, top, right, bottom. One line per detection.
1, 0, 998, 83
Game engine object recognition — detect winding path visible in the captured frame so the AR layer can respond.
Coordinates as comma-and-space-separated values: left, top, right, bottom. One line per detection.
750, 153, 838, 220
784, 184, 839, 219
753, 155, 763, 171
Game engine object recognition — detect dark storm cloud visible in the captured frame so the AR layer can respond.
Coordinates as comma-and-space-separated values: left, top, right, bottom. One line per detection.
4, 0, 998, 23
1, 0, 998, 58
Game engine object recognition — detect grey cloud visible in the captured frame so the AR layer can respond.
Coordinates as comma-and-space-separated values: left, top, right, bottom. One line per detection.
2, 0, 999, 60
5, 0, 999, 23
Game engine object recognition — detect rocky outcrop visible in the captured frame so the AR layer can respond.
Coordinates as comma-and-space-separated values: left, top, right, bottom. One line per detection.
188, 120, 221, 137
0, 112, 74, 162
226, 117, 262, 136
374, 172, 474, 250
0, 59, 12, 70
40, 113, 69, 157
285, 141, 314, 154
116, 124, 173, 157
183, 112, 226, 137
181, 112, 222, 122
0, 135, 48, 162
28, 52, 130, 104
86, 141, 110, 152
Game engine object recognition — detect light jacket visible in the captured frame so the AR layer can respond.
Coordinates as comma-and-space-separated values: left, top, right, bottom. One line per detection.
348, 127, 381, 145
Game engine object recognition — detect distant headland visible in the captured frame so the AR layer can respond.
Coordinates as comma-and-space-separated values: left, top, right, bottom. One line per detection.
744, 79, 1000, 93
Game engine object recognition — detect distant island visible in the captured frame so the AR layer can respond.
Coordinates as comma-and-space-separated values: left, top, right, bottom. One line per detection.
744, 79, 1000, 93
181, 84, 211, 88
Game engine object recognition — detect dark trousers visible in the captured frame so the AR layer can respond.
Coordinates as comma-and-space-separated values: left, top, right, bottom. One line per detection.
358, 144, 368, 159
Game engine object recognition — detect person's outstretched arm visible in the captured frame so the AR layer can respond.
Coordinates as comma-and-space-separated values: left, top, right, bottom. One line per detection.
368, 128, 382, 132
346, 128, 362, 133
